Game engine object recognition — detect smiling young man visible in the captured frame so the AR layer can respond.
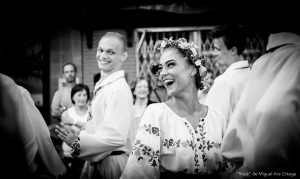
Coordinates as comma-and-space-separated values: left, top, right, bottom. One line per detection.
56, 32, 134, 179
204, 25, 250, 129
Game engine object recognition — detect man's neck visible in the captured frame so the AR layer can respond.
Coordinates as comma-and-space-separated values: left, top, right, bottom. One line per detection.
100, 68, 122, 82
235, 55, 244, 62
65, 81, 76, 87
229, 55, 244, 66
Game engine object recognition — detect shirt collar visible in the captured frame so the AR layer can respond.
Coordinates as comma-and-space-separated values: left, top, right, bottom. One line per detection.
226, 60, 249, 72
93, 70, 125, 94
266, 32, 300, 51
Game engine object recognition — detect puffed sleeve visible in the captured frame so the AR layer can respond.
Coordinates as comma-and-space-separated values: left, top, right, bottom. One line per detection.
121, 104, 161, 179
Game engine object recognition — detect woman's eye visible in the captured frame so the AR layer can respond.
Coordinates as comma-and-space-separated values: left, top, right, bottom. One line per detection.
167, 62, 175, 68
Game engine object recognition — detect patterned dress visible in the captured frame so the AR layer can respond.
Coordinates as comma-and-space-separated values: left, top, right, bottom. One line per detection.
121, 103, 233, 179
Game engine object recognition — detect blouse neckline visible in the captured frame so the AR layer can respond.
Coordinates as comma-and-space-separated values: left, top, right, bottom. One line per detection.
162, 102, 209, 131
162, 102, 209, 119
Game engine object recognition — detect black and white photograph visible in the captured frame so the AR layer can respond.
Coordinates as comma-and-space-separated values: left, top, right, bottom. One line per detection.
0, 0, 299, 178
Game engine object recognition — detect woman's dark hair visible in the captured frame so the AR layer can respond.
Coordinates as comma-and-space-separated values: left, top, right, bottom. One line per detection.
70, 84, 90, 104
130, 76, 152, 102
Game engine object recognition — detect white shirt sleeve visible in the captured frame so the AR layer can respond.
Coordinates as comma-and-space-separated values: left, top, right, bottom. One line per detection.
78, 89, 133, 162
205, 78, 232, 128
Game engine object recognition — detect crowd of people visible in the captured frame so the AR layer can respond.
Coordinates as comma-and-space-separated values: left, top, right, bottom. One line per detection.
1, 24, 299, 179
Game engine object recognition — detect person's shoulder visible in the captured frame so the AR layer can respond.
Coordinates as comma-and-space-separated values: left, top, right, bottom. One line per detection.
53, 89, 60, 96
210, 74, 229, 88
285, 44, 300, 56
142, 103, 167, 124
207, 106, 225, 120
0, 73, 17, 88
144, 103, 165, 114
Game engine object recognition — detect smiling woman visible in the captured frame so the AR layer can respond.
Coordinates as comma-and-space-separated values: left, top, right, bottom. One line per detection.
121, 37, 234, 179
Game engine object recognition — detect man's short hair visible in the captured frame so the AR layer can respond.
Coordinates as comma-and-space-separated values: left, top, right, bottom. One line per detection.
210, 25, 247, 56
62, 62, 77, 73
102, 32, 127, 52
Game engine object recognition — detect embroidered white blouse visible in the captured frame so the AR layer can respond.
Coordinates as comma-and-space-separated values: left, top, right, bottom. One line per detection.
75, 70, 134, 162
121, 103, 232, 179
205, 60, 250, 129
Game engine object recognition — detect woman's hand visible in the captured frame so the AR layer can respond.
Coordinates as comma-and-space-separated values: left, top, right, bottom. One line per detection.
55, 122, 79, 147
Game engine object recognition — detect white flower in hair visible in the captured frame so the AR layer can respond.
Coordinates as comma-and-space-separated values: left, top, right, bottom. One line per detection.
168, 37, 174, 43
178, 42, 190, 49
195, 59, 202, 66
160, 40, 167, 48
190, 47, 198, 57
199, 65, 207, 77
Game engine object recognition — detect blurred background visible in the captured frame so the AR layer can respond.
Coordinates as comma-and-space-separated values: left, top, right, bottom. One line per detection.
0, 0, 297, 124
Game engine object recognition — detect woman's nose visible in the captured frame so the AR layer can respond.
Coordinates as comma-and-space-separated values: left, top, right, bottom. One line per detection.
159, 67, 167, 79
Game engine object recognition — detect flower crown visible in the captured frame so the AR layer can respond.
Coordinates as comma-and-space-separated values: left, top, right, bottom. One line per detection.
153, 37, 207, 77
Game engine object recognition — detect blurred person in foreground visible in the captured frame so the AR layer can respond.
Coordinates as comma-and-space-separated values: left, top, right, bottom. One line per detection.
221, 24, 300, 177
0, 73, 66, 178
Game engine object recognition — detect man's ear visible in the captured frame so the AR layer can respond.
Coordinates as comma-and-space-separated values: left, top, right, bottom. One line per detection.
120, 51, 128, 62
231, 47, 238, 55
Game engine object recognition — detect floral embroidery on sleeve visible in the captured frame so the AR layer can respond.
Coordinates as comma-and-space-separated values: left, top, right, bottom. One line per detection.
144, 124, 159, 136
132, 139, 160, 167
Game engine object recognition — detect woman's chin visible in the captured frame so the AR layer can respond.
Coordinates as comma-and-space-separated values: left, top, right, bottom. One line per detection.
166, 89, 175, 97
